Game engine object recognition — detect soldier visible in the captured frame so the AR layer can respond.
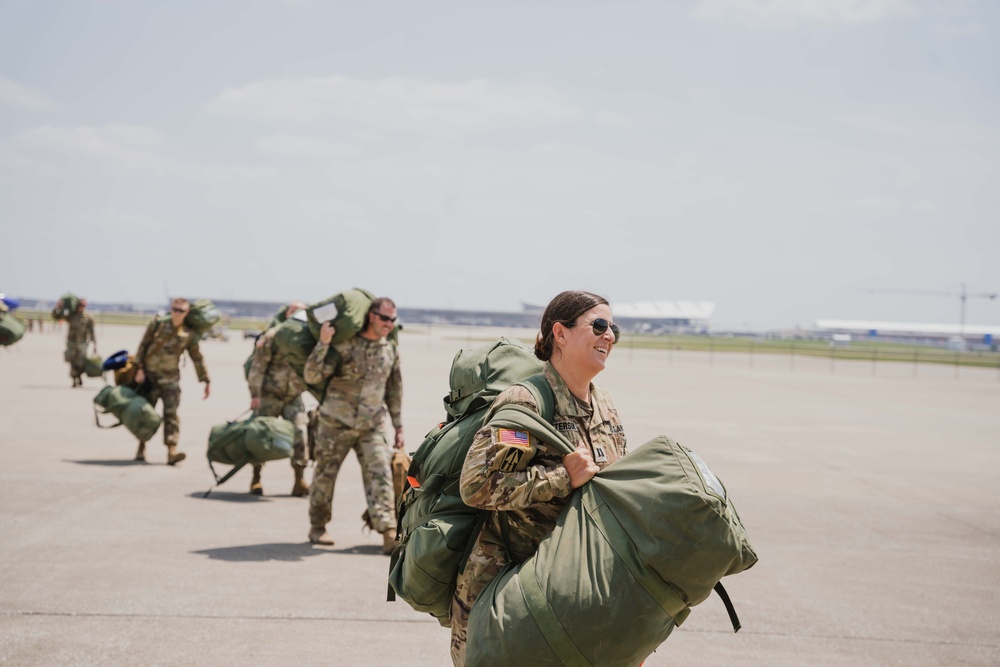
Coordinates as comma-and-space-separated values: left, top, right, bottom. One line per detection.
304, 297, 404, 555
63, 299, 96, 388
246, 301, 310, 497
450, 291, 627, 666
132, 297, 211, 465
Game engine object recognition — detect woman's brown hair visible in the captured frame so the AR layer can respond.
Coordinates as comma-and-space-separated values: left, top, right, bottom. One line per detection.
534, 290, 610, 361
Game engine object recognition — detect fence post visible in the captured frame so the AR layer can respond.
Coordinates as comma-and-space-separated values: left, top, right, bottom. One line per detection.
872, 347, 877, 376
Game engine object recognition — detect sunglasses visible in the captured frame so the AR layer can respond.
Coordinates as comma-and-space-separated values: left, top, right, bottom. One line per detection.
171, 307, 189, 314
587, 317, 620, 343
372, 312, 397, 324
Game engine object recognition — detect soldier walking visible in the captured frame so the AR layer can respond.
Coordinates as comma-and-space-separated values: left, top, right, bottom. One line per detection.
132, 298, 211, 465
62, 299, 96, 388
304, 297, 404, 554
246, 301, 310, 496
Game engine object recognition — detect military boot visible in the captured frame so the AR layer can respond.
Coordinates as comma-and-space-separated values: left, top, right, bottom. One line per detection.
290, 465, 309, 497
134, 442, 146, 462
166, 445, 186, 466
309, 526, 334, 546
382, 528, 399, 556
250, 465, 263, 495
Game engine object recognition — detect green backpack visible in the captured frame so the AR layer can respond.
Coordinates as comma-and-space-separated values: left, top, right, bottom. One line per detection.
465, 406, 759, 667
0, 311, 26, 346
93, 385, 162, 442
184, 299, 222, 337
84, 355, 104, 378
387, 337, 553, 627
204, 412, 296, 491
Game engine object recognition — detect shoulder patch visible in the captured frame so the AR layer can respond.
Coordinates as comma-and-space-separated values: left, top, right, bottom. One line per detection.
496, 428, 531, 447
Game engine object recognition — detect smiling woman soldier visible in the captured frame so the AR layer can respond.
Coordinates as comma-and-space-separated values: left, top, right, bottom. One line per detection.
450, 290, 628, 666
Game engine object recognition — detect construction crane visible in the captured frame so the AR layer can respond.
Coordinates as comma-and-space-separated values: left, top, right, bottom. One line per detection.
862, 283, 998, 336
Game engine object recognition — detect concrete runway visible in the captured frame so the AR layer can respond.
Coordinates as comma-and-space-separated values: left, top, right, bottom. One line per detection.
1, 322, 998, 666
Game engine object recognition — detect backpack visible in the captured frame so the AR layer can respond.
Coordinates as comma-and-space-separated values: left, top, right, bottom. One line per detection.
204, 412, 296, 493
386, 337, 553, 627
465, 406, 759, 667
0, 311, 26, 346
93, 385, 162, 442
184, 299, 222, 337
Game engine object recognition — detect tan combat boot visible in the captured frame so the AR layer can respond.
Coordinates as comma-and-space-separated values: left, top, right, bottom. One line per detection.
290, 465, 309, 497
250, 464, 263, 495
382, 528, 399, 556
134, 442, 146, 462
308, 526, 334, 546
166, 445, 186, 466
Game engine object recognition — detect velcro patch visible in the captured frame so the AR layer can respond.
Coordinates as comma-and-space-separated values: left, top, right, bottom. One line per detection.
554, 422, 577, 432
496, 429, 531, 447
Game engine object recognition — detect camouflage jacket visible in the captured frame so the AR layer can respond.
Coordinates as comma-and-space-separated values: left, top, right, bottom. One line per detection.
66, 313, 95, 346
248, 326, 307, 402
460, 362, 627, 565
304, 334, 402, 431
134, 317, 209, 383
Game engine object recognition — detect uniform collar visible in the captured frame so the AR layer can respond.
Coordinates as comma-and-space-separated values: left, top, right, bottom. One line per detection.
543, 362, 593, 418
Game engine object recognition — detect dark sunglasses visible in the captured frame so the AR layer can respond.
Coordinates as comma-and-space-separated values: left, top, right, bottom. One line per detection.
171, 307, 189, 314
588, 317, 620, 343
372, 312, 397, 324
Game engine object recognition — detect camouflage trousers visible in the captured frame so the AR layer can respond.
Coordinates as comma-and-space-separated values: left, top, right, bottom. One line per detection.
450, 540, 507, 666
256, 394, 308, 469
308, 420, 395, 535
65, 342, 87, 380
138, 374, 181, 448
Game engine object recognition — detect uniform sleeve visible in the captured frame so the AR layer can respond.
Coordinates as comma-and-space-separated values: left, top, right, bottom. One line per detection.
186, 336, 210, 383
246, 329, 275, 398
385, 346, 403, 429
459, 386, 573, 511
87, 317, 96, 345
134, 319, 157, 368
303, 340, 337, 386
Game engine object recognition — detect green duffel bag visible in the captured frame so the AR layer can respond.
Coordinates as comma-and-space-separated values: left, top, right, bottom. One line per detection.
51, 293, 79, 321
84, 355, 104, 377
205, 413, 296, 489
93, 385, 162, 442
184, 299, 222, 337
306, 288, 379, 344
0, 312, 26, 346
465, 407, 759, 667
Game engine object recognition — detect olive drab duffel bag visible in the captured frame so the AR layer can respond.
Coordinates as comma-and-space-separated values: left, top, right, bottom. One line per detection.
93, 385, 162, 442
204, 412, 296, 492
464, 405, 759, 667
51, 293, 79, 321
84, 355, 105, 378
306, 288, 378, 344
0, 311, 26, 346
184, 299, 222, 338
387, 337, 552, 627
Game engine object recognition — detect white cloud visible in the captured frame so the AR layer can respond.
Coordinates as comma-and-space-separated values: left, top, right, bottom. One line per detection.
255, 133, 370, 158
692, 0, 918, 28
206, 75, 581, 130
0, 77, 55, 111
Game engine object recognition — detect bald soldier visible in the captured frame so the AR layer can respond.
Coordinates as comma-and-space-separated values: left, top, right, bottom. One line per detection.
246, 301, 310, 497
304, 297, 404, 554
133, 297, 211, 465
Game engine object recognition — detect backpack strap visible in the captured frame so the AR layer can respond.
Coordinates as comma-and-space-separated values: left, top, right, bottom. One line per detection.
518, 373, 555, 423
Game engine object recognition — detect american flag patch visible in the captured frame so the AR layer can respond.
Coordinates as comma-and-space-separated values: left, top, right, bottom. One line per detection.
497, 429, 530, 447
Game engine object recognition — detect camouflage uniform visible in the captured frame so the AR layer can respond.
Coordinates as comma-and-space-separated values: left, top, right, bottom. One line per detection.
304, 334, 402, 535
247, 326, 309, 469
450, 363, 628, 666
134, 317, 209, 448
65, 312, 95, 382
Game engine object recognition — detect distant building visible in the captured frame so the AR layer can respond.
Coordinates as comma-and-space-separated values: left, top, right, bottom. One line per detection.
814, 319, 999, 348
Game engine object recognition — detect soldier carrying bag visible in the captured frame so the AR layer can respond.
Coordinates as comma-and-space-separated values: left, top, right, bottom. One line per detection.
203, 411, 296, 496
387, 337, 553, 627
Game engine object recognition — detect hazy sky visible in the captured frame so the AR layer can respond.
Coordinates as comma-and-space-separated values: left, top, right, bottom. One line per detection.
2, 0, 997, 330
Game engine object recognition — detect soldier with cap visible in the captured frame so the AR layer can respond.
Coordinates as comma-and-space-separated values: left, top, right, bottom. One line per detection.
132, 297, 211, 465
63, 298, 96, 388
304, 297, 404, 554
246, 301, 311, 496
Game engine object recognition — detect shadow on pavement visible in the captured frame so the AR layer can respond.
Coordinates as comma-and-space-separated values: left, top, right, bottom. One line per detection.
190, 490, 271, 503
66, 459, 146, 467
192, 542, 323, 562
329, 544, 384, 556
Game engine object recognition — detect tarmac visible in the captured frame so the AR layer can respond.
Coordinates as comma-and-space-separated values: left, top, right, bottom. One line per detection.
1, 322, 998, 666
